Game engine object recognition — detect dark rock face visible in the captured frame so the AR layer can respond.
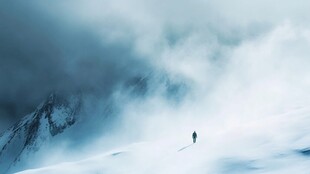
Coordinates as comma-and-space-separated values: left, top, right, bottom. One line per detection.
0, 93, 81, 174
125, 76, 149, 96
24, 93, 80, 147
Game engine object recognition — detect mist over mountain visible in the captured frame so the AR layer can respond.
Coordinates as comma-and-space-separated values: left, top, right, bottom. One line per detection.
1, 0, 310, 173
0, 0, 151, 132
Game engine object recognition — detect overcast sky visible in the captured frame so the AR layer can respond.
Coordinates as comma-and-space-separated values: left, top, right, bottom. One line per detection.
1, 0, 310, 133
0, 1, 151, 132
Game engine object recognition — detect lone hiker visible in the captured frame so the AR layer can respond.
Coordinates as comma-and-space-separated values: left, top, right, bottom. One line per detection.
192, 131, 197, 143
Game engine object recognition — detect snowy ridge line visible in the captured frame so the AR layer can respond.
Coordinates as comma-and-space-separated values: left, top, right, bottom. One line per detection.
0, 93, 82, 174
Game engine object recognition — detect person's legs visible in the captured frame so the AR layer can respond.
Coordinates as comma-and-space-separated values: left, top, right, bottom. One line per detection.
193, 138, 196, 143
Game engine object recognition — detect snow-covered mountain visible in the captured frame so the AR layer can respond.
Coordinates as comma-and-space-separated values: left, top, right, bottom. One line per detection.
0, 74, 188, 174
1, 70, 310, 174
2, 0, 310, 173
0, 94, 81, 174
15, 105, 310, 174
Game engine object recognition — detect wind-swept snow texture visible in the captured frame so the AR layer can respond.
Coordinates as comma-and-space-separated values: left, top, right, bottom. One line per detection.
16, 105, 310, 174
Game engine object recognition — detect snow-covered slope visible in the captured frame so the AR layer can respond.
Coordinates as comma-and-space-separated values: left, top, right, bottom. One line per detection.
16, 105, 310, 174
0, 94, 81, 174
0, 74, 188, 174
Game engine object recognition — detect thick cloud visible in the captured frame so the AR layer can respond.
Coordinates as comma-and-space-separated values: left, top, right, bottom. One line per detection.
1, 0, 310, 134
1, 1, 310, 172
0, 1, 150, 132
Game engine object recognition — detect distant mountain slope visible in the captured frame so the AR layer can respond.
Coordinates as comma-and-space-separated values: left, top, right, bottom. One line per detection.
0, 94, 81, 174
0, 74, 189, 174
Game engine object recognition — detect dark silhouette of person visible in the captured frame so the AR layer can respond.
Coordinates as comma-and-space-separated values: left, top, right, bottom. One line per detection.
192, 131, 197, 143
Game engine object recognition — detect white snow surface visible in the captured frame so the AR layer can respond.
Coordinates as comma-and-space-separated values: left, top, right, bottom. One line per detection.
16, 106, 310, 174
